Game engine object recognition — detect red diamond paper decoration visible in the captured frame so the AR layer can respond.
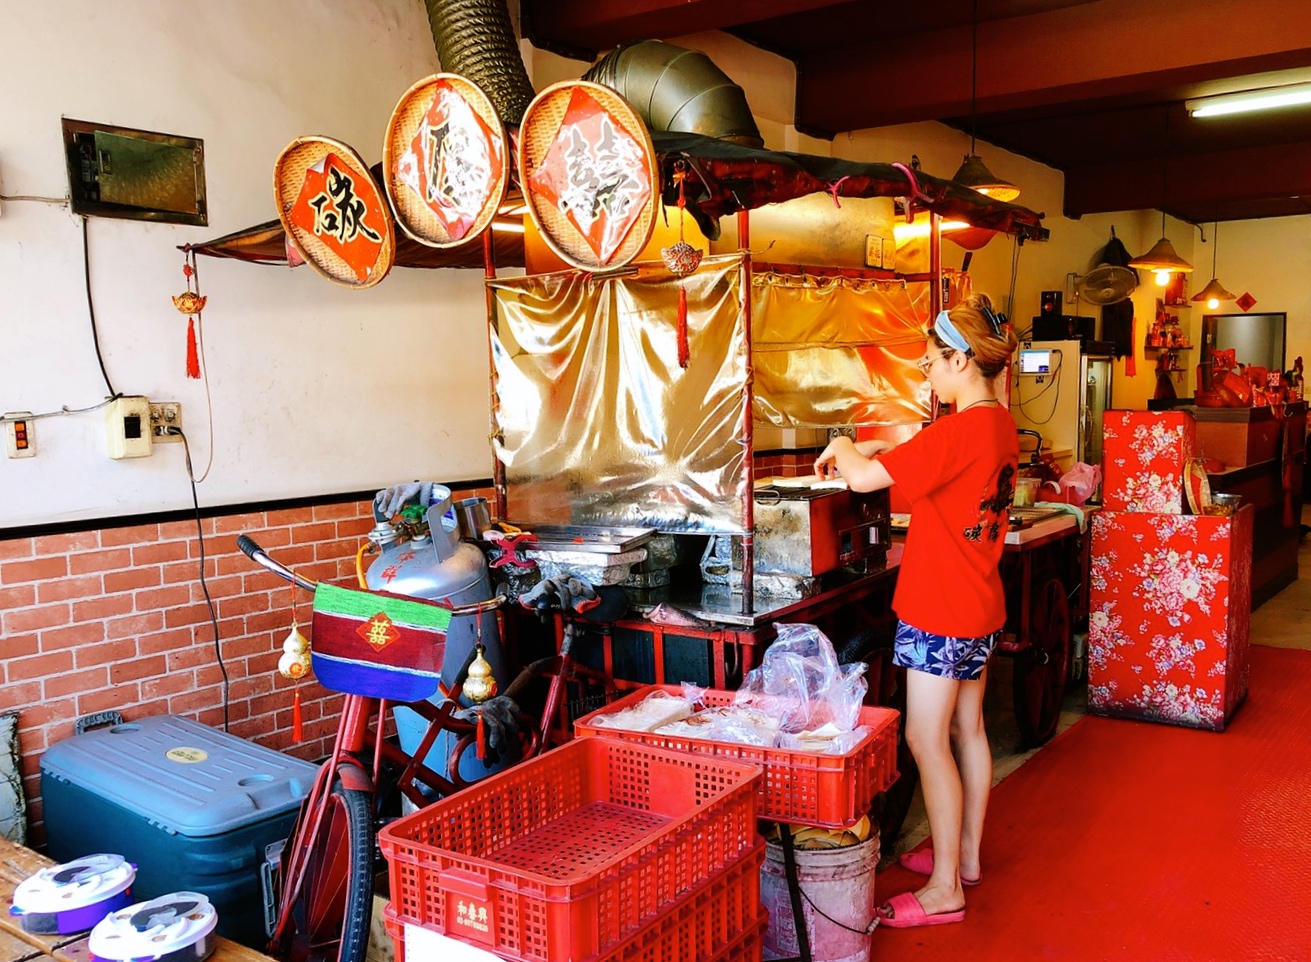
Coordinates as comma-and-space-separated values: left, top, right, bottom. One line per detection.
1235, 291, 1257, 312
287, 152, 386, 282
528, 87, 651, 265
356, 612, 401, 652
395, 80, 504, 242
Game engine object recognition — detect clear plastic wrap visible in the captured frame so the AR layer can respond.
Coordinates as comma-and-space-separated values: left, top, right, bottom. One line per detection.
654, 706, 781, 746
733, 622, 868, 735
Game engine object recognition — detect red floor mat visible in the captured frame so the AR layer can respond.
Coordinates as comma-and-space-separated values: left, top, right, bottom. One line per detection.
875, 644, 1311, 961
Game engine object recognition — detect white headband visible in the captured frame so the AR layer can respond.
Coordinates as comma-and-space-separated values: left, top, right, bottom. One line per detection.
933, 310, 972, 355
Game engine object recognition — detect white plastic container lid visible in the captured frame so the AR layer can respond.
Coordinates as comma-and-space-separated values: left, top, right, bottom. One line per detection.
11, 854, 135, 929
88, 891, 218, 962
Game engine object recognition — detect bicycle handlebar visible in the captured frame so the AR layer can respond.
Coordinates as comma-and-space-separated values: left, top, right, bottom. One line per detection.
237, 534, 317, 592
236, 533, 509, 616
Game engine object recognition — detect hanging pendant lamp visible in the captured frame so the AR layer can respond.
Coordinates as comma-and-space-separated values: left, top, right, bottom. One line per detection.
1191, 221, 1235, 309
1129, 210, 1194, 284
952, 0, 1019, 203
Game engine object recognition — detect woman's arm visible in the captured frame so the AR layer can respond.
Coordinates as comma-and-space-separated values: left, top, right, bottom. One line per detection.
814, 436, 894, 492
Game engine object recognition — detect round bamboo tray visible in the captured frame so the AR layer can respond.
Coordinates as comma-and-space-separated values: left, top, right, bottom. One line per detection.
273, 136, 395, 289
383, 74, 509, 249
519, 80, 658, 272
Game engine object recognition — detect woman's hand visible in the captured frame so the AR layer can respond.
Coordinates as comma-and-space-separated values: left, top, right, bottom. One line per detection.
814, 435, 894, 493
814, 437, 852, 480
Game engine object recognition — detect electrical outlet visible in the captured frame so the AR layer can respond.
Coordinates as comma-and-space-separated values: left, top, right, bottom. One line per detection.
149, 402, 183, 442
4, 412, 34, 458
827, 426, 856, 442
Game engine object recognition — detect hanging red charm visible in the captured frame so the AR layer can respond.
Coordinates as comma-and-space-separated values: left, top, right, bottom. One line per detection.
171, 252, 207, 380
172, 252, 206, 379
476, 712, 487, 760
660, 161, 702, 370
1125, 316, 1137, 378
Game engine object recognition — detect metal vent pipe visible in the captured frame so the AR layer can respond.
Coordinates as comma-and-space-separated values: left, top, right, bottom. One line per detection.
583, 40, 763, 147
422, 0, 536, 125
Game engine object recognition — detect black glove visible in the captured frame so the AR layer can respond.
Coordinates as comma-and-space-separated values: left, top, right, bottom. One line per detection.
454, 695, 521, 759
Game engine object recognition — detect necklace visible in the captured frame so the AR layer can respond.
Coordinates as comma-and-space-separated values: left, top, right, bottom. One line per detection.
955, 398, 999, 413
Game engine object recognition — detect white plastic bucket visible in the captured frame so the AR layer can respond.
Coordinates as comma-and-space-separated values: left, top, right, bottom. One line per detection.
762, 834, 879, 962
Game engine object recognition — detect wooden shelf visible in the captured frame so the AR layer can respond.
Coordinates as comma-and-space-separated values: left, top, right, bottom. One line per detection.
1145, 344, 1193, 351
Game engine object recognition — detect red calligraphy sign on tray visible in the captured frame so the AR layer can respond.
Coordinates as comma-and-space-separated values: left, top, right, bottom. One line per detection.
287, 152, 386, 282
528, 86, 652, 265
395, 79, 504, 242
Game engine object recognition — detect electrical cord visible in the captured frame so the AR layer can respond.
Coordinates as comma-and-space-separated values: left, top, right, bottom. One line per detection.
0, 399, 118, 422
174, 426, 228, 731
81, 216, 120, 400
1014, 349, 1063, 426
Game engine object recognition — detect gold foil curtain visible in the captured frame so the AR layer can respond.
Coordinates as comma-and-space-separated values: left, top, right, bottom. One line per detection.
490, 254, 749, 533
752, 270, 934, 426
490, 257, 956, 534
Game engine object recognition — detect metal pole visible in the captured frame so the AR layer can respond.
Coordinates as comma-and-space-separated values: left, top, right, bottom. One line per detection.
484, 230, 507, 520
739, 210, 755, 615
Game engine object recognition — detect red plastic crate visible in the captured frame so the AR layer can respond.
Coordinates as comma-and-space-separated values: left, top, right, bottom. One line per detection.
384, 841, 766, 962
574, 684, 900, 828
377, 737, 761, 962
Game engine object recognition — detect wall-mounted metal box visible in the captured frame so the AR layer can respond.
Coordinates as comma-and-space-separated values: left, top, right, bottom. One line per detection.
62, 118, 207, 225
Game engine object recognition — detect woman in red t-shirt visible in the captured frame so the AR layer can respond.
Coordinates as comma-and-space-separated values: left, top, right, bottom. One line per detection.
815, 293, 1019, 928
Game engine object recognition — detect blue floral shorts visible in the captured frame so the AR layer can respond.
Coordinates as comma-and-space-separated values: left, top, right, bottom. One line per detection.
893, 621, 1001, 681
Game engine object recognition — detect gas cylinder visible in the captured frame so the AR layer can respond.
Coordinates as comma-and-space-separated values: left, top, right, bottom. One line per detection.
365, 484, 505, 692
366, 485, 510, 785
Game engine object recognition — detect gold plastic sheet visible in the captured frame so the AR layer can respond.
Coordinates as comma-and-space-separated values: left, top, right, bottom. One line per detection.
490, 254, 749, 532
751, 271, 933, 427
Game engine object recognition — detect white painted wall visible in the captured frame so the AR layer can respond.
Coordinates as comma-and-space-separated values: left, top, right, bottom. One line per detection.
0, 0, 494, 528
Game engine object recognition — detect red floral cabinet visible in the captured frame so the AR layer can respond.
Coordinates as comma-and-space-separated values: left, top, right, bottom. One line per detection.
1088, 506, 1252, 731
1101, 410, 1196, 514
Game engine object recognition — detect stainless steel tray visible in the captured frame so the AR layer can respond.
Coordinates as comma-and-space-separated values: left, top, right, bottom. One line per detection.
509, 523, 656, 554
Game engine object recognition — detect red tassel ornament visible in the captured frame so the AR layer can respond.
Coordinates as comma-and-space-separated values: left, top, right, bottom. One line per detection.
476, 713, 487, 761
292, 689, 304, 744
1125, 316, 1137, 378
186, 316, 201, 379
660, 161, 702, 370
172, 251, 206, 380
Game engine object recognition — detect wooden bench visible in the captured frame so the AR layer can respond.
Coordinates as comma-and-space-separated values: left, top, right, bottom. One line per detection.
0, 838, 275, 962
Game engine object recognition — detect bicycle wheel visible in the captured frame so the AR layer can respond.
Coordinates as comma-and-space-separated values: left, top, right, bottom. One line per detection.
280, 778, 374, 962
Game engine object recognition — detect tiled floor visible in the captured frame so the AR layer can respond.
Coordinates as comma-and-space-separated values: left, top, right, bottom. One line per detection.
887, 506, 1311, 864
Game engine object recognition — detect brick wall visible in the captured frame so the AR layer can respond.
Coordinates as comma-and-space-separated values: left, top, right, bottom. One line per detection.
2, 486, 492, 846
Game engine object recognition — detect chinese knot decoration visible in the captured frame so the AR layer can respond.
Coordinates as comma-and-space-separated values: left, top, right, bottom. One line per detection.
171, 250, 205, 379
660, 161, 702, 368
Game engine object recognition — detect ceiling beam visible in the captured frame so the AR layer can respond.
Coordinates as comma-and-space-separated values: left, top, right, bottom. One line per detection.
521, 0, 849, 58
1063, 140, 1311, 219
795, 0, 1311, 135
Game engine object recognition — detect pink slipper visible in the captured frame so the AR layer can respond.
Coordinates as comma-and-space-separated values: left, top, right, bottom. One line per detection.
877, 891, 966, 929
898, 848, 981, 886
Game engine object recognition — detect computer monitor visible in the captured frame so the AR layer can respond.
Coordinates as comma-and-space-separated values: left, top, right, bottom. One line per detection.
1018, 348, 1053, 375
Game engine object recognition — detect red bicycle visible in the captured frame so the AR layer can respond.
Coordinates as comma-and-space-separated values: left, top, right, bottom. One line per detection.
238, 535, 618, 962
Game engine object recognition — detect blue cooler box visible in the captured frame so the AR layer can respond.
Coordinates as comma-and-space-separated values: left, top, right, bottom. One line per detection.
41, 715, 317, 948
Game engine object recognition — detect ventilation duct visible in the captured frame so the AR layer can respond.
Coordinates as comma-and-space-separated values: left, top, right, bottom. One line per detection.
583, 40, 763, 147
422, 0, 536, 125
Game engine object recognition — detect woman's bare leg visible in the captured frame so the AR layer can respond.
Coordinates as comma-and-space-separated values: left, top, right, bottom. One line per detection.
950, 669, 990, 883
900, 668, 965, 916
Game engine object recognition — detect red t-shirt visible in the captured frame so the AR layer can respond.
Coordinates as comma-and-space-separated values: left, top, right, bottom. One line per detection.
879, 406, 1020, 637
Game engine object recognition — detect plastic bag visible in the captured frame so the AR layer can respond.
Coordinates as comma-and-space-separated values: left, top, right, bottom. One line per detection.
733, 623, 867, 734
1046, 461, 1102, 507
655, 706, 781, 746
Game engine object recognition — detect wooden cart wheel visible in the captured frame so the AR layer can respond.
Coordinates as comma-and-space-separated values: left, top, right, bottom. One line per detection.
1012, 576, 1071, 747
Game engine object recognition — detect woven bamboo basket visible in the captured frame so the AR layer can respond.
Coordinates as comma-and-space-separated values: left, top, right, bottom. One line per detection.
383, 73, 509, 249
518, 80, 659, 272
273, 136, 395, 289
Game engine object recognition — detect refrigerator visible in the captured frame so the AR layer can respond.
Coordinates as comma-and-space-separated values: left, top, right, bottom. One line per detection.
1009, 339, 1114, 485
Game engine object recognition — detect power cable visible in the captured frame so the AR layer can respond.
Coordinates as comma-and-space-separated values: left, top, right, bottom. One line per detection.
175, 426, 228, 730
81, 217, 120, 399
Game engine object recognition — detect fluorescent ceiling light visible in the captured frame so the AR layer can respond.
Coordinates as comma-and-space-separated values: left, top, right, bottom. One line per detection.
1188, 82, 1311, 118
893, 219, 970, 239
